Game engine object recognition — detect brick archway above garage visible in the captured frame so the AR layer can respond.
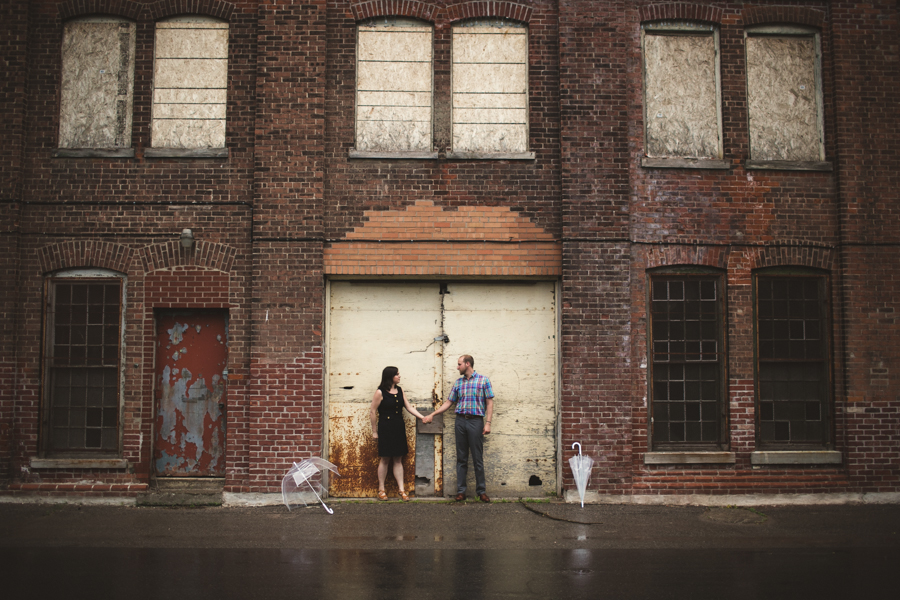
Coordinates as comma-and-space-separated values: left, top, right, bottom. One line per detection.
325, 200, 561, 276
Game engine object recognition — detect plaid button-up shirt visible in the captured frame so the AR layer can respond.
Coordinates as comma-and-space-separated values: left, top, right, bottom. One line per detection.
448, 371, 494, 416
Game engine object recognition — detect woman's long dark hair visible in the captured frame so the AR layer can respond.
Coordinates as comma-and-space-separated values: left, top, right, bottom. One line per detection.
378, 366, 399, 392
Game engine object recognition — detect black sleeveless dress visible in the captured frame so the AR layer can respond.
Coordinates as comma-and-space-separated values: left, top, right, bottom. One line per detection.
377, 387, 409, 457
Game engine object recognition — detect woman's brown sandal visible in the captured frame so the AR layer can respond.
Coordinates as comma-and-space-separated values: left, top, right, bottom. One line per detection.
377, 490, 387, 501
399, 490, 410, 502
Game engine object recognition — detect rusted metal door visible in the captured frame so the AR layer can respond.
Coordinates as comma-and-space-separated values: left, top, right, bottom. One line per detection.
153, 310, 228, 477
327, 283, 442, 497
327, 281, 558, 498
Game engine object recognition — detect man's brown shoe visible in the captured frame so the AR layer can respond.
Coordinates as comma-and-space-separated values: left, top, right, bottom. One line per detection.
454, 493, 466, 502
479, 493, 491, 503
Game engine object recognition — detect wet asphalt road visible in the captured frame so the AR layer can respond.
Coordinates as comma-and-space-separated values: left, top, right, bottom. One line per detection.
1, 500, 897, 599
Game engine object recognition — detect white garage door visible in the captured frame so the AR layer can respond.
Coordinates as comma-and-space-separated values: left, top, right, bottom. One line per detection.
327, 281, 557, 498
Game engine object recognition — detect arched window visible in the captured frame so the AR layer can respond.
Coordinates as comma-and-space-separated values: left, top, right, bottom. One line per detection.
754, 268, 832, 447
648, 267, 726, 448
43, 269, 125, 454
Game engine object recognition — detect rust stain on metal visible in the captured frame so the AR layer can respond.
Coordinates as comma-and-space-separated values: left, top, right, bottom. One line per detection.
154, 311, 228, 477
328, 404, 415, 497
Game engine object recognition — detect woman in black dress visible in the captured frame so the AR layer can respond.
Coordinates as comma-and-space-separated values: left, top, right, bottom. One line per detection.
369, 366, 428, 501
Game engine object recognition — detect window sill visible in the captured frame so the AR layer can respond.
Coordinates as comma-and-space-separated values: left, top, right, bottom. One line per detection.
745, 160, 832, 172
349, 150, 439, 160
445, 151, 536, 161
30, 458, 128, 469
641, 157, 730, 170
53, 148, 135, 158
644, 451, 736, 465
751, 451, 841, 465
145, 147, 229, 158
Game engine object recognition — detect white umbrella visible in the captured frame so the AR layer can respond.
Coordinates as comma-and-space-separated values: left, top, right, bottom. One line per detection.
281, 457, 340, 514
568, 442, 594, 507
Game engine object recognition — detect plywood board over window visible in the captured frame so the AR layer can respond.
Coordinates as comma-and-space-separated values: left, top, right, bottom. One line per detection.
451, 19, 529, 156
152, 16, 228, 150
58, 17, 135, 149
355, 19, 433, 154
746, 26, 824, 163
641, 22, 723, 166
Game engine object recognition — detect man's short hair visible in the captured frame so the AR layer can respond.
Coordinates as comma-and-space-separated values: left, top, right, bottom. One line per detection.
460, 354, 474, 368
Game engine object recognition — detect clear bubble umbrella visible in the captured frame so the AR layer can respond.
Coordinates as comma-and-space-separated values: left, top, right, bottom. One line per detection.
281, 457, 340, 514
568, 442, 594, 507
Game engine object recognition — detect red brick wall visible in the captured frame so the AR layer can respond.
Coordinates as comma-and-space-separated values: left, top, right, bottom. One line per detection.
2, 0, 898, 500
558, 0, 633, 493
0, 0, 28, 484
3, 0, 256, 493
247, 0, 328, 491
324, 0, 560, 238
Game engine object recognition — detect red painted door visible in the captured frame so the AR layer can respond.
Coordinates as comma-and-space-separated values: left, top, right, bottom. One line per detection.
154, 310, 228, 477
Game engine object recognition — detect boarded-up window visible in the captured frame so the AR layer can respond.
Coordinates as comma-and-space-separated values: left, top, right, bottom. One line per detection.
649, 273, 725, 448
452, 19, 528, 154
59, 17, 135, 149
746, 27, 824, 162
642, 22, 721, 159
356, 19, 433, 153
755, 271, 831, 448
152, 16, 228, 149
43, 273, 123, 454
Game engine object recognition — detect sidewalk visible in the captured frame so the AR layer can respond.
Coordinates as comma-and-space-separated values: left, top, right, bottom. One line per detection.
2, 498, 898, 551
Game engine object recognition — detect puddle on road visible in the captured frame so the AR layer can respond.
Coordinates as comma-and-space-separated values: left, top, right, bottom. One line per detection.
703, 507, 767, 524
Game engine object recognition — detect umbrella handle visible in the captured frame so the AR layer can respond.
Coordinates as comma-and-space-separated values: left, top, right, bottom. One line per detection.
572, 442, 582, 456
306, 477, 334, 515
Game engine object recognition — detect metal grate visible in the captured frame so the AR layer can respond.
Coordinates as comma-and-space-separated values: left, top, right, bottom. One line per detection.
46, 280, 121, 452
757, 275, 828, 445
650, 277, 723, 445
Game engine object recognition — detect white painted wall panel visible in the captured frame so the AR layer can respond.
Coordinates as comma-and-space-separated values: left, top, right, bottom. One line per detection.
441, 282, 557, 497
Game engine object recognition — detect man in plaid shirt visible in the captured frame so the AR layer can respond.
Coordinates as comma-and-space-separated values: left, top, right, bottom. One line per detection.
427, 354, 494, 502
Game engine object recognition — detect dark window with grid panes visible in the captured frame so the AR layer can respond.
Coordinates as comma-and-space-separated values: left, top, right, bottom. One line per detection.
650, 274, 724, 448
756, 272, 830, 447
44, 278, 122, 453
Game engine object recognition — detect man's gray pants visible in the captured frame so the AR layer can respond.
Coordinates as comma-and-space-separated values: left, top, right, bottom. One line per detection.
455, 415, 485, 496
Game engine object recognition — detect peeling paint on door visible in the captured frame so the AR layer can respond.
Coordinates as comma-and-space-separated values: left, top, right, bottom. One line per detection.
154, 310, 228, 476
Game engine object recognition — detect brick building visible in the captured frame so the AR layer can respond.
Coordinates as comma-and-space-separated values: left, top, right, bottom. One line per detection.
1, 0, 897, 503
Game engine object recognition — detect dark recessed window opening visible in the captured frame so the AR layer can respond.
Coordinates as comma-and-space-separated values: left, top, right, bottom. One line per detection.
44, 278, 122, 453
756, 273, 830, 447
650, 274, 724, 449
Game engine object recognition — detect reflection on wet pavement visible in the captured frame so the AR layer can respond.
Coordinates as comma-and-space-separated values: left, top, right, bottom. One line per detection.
2, 547, 895, 599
